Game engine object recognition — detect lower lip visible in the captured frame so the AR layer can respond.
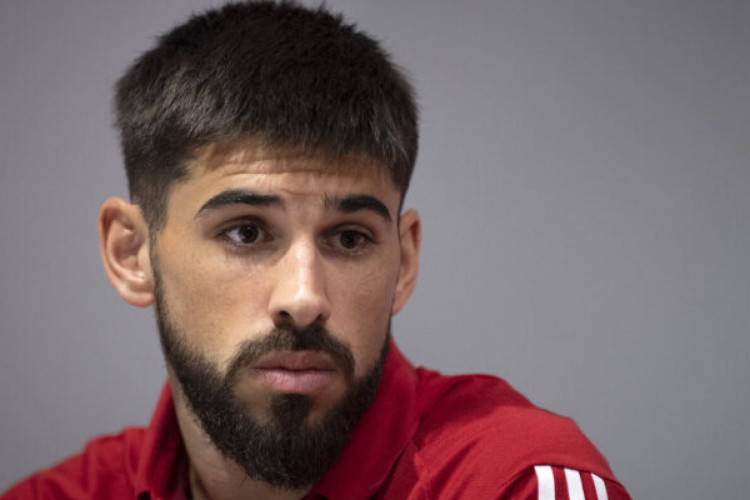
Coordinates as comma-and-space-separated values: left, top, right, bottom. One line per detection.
252, 368, 336, 394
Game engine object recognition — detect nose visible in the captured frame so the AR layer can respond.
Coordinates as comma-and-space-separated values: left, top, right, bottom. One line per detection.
268, 238, 332, 328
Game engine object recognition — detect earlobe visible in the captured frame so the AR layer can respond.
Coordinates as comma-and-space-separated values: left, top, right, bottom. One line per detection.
98, 198, 155, 307
392, 209, 421, 316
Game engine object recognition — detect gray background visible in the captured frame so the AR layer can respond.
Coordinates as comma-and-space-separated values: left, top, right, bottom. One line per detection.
1, 1, 748, 498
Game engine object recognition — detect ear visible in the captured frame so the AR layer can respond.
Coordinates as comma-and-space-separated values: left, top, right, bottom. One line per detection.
392, 209, 421, 316
98, 198, 155, 307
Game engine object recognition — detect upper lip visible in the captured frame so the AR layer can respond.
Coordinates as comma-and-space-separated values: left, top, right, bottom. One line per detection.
252, 351, 337, 371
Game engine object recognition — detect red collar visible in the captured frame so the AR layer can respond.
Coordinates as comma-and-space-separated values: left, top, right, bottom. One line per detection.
133, 384, 189, 499
134, 339, 420, 500
308, 340, 420, 499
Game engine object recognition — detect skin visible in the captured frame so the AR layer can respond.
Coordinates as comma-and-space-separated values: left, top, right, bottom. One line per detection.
98, 144, 421, 500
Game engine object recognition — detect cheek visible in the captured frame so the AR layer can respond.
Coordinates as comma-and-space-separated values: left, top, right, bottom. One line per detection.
328, 259, 398, 376
156, 245, 271, 363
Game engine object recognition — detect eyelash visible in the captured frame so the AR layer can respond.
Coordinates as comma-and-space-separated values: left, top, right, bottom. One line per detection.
220, 221, 269, 247
217, 221, 375, 255
327, 228, 373, 254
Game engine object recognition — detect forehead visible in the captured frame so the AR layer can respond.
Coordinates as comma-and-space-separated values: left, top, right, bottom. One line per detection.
188, 139, 393, 189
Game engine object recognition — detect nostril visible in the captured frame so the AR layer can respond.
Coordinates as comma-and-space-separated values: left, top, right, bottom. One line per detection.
275, 310, 293, 323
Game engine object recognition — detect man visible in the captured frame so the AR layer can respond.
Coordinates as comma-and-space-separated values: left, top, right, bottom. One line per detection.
3, 2, 630, 499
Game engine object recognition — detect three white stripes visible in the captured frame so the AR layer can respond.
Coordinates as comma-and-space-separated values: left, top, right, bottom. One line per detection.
533, 465, 608, 500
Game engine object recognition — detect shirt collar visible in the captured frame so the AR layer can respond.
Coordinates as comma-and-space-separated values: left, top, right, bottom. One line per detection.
309, 339, 420, 499
134, 383, 189, 500
134, 338, 420, 499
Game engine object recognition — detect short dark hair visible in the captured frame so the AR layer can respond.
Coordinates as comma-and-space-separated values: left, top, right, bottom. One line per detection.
114, 0, 418, 230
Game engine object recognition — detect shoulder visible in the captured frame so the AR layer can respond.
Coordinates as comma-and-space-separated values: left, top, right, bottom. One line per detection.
398, 370, 630, 498
502, 465, 632, 500
412, 370, 584, 457
1, 427, 145, 499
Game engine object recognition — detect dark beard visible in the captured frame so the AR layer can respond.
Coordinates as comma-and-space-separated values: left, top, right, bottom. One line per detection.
153, 273, 389, 490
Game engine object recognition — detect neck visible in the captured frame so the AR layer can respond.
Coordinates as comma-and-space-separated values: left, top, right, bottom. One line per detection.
169, 377, 309, 500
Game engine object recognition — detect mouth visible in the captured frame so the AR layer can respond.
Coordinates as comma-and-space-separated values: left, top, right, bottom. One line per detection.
250, 351, 339, 394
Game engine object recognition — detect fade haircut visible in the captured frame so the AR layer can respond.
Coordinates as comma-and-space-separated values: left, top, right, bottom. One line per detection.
114, 0, 418, 231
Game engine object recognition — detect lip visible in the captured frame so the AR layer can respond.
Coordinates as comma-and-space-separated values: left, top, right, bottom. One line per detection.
252, 351, 338, 371
250, 351, 338, 394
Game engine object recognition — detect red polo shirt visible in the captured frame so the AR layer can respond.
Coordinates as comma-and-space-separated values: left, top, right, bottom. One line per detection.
3, 342, 630, 499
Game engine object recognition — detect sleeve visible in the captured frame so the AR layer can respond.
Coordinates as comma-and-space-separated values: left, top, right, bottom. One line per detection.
499, 465, 631, 500
1, 453, 87, 499
1, 432, 137, 500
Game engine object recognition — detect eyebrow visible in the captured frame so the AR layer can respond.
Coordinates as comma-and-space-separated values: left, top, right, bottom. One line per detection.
325, 194, 392, 223
196, 190, 283, 216
195, 189, 392, 223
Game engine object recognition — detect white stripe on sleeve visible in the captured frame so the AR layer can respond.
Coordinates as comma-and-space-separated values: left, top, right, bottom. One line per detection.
564, 468, 585, 500
534, 465, 555, 500
591, 473, 609, 500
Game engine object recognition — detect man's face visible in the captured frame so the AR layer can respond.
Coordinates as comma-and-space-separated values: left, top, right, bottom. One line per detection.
148, 144, 410, 486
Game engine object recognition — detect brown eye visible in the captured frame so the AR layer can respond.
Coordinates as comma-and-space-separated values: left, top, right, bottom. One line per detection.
339, 230, 365, 250
330, 229, 372, 254
223, 223, 264, 245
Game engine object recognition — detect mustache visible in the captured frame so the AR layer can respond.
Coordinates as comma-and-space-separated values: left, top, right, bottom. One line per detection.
224, 323, 356, 384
